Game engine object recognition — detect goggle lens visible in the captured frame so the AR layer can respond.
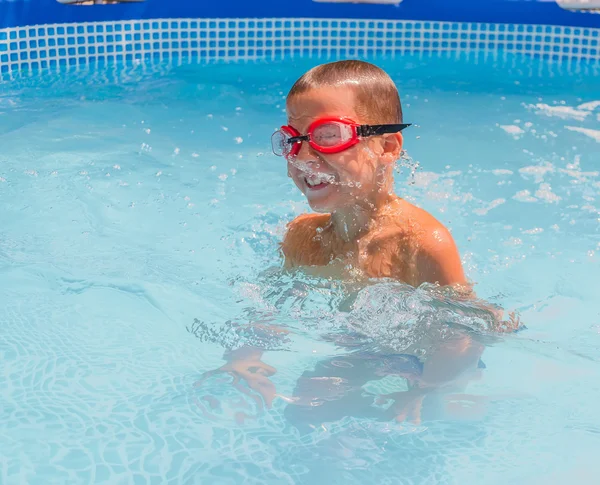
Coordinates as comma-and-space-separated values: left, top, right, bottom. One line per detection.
271, 129, 295, 157
311, 122, 354, 148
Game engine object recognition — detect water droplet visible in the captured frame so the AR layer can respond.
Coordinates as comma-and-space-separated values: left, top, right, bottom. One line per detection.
235, 137, 243, 144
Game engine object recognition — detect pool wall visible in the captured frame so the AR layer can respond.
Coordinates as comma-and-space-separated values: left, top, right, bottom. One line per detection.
2, 0, 600, 28
1, 0, 599, 75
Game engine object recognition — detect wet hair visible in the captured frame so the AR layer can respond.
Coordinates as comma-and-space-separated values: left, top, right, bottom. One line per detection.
287, 60, 403, 124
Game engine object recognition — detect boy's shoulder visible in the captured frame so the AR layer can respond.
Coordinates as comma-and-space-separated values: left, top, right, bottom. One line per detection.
372, 198, 459, 262
381, 198, 451, 240
283, 213, 331, 245
286, 212, 331, 231
280, 213, 332, 266
376, 198, 465, 285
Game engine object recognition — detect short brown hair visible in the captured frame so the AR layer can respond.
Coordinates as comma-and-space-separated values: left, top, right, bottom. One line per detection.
287, 60, 403, 124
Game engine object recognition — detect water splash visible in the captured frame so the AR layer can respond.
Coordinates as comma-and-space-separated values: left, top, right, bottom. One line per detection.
396, 149, 420, 185
189, 272, 511, 355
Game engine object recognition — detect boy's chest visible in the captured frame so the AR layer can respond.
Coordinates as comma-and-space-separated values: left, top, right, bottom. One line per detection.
296, 230, 416, 282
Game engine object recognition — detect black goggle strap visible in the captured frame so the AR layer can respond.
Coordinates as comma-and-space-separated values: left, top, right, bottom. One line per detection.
287, 134, 310, 145
357, 123, 412, 137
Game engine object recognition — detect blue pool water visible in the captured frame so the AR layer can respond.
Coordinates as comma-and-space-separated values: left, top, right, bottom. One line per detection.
1, 53, 600, 484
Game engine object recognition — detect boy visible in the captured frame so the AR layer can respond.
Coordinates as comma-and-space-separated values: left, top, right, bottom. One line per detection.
195, 61, 519, 426
274, 60, 466, 287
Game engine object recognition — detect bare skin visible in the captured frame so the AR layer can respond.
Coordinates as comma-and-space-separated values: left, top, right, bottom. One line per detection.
281, 197, 467, 287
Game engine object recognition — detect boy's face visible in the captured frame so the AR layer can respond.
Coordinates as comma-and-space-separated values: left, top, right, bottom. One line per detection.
286, 85, 401, 213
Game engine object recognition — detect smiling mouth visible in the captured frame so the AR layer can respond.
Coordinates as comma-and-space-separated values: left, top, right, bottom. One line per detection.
304, 172, 336, 191
305, 177, 330, 190
291, 158, 338, 192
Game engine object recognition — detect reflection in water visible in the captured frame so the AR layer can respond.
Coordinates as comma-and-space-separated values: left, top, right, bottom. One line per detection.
189, 271, 519, 429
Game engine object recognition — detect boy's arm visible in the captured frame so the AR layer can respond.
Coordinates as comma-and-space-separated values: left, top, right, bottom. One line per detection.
414, 226, 467, 287
414, 226, 522, 332
280, 233, 297, 269
280, 215, 305, 268
194, 346, 278, 409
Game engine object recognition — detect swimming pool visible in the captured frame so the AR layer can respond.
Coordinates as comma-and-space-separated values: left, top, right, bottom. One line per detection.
1, 44, 600, 482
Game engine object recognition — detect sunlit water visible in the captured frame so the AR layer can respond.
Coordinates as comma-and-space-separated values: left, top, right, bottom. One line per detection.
1, 53, 600, 484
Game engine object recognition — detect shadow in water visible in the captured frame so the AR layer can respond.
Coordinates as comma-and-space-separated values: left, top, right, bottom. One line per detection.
189, 273, 520, 431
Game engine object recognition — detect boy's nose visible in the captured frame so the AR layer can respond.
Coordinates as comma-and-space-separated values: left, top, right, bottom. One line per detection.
294, 138, 319, 162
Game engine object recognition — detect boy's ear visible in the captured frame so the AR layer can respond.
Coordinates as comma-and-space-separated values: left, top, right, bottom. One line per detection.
381, 132, 403, 164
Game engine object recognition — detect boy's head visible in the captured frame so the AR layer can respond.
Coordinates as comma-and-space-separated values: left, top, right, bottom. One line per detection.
288, 60, 403, 125
280, 60, 407, 213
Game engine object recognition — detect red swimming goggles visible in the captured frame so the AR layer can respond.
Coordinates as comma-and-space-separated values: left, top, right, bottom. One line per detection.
271, 117, 411, 158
